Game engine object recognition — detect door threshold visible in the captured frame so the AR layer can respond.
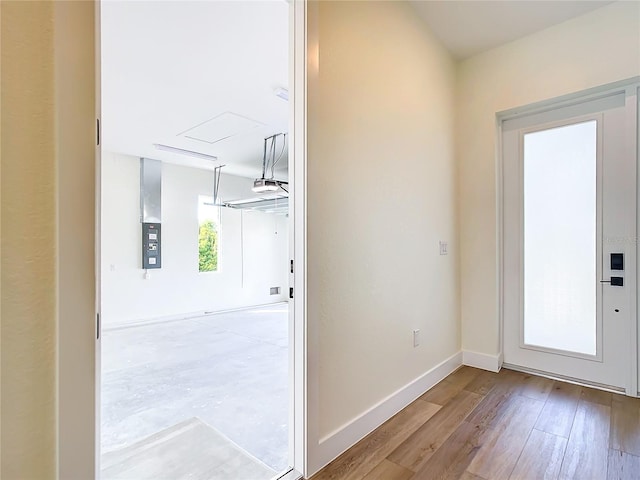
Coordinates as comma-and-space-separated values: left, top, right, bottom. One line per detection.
271, 468, 302, 480
502, 363, 627, 395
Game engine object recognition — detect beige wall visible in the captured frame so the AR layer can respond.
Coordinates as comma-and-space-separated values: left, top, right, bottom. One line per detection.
2, 1, 639, 478
1, 2, 57, 478
308, 0, 458, 443
0, 3, 3, 472
458, 1, 640, 357
55, 1, 97, 478
1, 1, 96, 478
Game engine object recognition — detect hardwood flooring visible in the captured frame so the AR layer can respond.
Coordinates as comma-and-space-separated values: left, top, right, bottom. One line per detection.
311, 367, 640, 480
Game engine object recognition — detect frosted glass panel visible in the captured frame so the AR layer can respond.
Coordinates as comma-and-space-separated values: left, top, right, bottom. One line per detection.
523, 121, 597, 355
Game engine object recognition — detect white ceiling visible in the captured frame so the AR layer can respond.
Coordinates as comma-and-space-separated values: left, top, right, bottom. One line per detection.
101, 0, 289, 179
410, 1, 615, 59
102, 1, 615, 180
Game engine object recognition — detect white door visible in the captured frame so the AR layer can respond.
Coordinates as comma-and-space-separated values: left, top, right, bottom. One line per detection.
502, 85, 638, 393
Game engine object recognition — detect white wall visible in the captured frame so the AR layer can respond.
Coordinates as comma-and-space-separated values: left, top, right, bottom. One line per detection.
457, 1, 640, 360
307, 0, 458, 471
101, 151, 289, 325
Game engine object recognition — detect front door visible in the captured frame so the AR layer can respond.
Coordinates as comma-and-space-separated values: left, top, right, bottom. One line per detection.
502, 84, 638, 393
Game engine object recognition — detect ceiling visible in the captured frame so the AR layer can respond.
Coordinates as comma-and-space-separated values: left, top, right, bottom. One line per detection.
410, 1, 615, 59
101, 0, 289, 180
102, 1, 615, 180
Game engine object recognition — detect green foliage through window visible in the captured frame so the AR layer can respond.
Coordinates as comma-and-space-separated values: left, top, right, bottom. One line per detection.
199, 219, 218, 272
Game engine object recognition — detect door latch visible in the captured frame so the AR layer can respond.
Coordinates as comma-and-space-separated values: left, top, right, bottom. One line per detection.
600, 277, 624, 286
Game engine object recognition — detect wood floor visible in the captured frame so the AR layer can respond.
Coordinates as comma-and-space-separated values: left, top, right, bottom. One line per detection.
311, 367, 640, 480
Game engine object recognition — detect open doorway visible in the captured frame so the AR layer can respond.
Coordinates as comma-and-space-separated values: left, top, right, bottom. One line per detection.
98, 2, 293, 478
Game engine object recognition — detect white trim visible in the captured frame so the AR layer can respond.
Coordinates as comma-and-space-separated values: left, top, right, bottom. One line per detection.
628, 84, 639, 398
303, 0, 319, 477
312, 351, 463, 474
291, 0, 307, 476
95, 2, 103, 478
497, 77, 640, 121
462, 350, 503, 373
495, 114, 505, 381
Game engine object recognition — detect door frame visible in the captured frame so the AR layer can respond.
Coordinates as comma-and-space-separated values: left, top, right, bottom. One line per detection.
290, 0, 308, 475
93, 0, 308, 477
497, 77, 640, 397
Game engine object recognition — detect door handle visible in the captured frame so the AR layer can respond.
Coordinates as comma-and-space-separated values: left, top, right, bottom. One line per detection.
600, 277, 624, 286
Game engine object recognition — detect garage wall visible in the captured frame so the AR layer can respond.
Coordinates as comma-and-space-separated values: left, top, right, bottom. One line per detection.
101, 151, 289, 325
457, 1, 640, 361
307, 1, 458, 471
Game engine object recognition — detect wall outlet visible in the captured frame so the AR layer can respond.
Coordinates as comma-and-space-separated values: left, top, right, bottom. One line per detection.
439, 241, 448, 255
413, 329, 420, 347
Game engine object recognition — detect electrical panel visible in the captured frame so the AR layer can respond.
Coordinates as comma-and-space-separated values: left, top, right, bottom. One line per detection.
142, 222, 161, 269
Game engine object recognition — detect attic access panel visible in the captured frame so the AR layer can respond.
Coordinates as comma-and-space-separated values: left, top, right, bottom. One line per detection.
179, 112, 266, 144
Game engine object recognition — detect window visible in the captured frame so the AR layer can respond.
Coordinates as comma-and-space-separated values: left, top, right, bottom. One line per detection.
198, 195, 219, 272
523, 120, 597, 355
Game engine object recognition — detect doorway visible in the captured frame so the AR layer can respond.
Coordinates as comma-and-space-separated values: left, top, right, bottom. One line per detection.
97, 1, 305, 478
501, 82, 639, 393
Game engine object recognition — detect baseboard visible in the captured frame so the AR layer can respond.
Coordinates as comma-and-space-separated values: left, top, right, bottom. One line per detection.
462, 350, 503, 373
313, 351, 463, 475
103, 301, 288, 331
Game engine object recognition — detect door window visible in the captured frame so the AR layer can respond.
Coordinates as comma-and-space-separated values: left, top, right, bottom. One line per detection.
523, 120, 598, 355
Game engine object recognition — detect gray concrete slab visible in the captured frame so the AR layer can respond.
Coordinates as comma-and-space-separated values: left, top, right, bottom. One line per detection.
101, 303, 289, 472
102, 417, 275, 480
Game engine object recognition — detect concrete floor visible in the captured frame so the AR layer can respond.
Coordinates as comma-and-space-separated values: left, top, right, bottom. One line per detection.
101, 303, 289, 472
